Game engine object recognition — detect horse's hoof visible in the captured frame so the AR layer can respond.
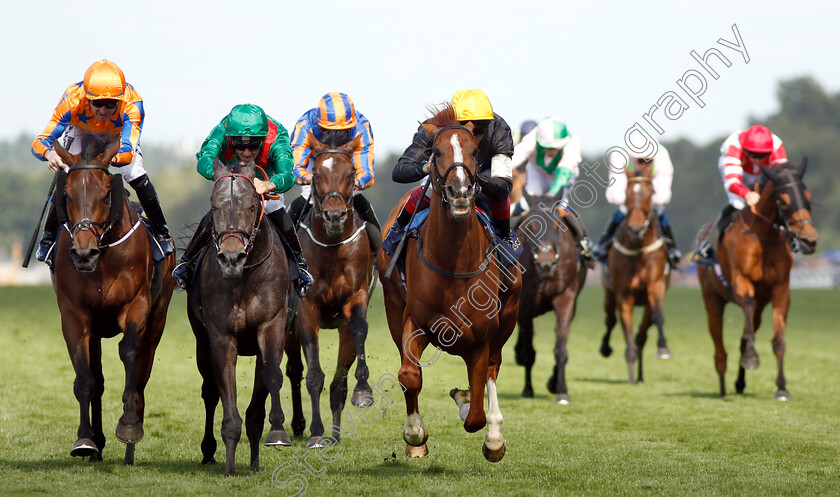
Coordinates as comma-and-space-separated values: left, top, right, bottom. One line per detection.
71, 438, 99, 458
115, 420, 144, 444
741, 355, 760, 370
657, 347, 672, 359
522, 388, 534, 398
546, 377, 558, 395
555, 393, 571, 405
265, 430, 292, 447
406, 443, 428, 458
351, 389, 375, 408
774, 390, 791, 401
482, 440, 506, 462
403, 427, 429, 447
306, 435, 328, 449
600, 344, 613, 357
201, 456, 217, 465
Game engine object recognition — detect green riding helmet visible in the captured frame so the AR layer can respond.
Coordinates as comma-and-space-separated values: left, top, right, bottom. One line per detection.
224, 104, 269, 143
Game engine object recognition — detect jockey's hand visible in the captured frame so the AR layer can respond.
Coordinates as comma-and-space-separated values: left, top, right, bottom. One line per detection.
745, 191, 760, 206
254, 178, 275, 195
45, 150, 67, 173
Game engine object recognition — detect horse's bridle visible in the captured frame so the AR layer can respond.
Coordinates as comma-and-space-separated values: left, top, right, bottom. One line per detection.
212, 173, 264, 255
311, 148, 355, 221
624, 177, 655, 236
429, 125, 481, 205
61, 165, 126, 247
747, 179, 814, 248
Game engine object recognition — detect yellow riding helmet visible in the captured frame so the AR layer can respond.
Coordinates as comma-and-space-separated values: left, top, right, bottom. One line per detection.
83, 60, 126, 100
451, 89, 494, 121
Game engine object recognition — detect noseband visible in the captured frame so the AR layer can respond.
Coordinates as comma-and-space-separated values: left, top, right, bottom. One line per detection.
430, 125, 481, 205
212, 173, 264, 255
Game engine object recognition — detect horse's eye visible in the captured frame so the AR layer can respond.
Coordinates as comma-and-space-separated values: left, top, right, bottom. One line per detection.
472, 148, 479, 157
433, 149, 441, 158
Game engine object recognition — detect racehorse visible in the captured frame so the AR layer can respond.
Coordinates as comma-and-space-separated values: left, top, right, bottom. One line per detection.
378, 106, 522, 462
186, 160, 294, 476
514, 195, 587, 403
50, 132, 175, 464
697, 160, 817, 400
287, 131, 377, 449
600, 166, 672, 384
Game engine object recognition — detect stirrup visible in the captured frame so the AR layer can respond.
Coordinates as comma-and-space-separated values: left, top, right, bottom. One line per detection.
172, 261, 191, 290
294, 267, 313, 298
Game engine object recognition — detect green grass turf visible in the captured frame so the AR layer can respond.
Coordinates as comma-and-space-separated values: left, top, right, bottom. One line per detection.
0, 285, 838, 496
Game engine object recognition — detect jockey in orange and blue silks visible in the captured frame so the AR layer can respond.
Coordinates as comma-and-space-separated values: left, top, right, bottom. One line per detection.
696, 125, 788, 261
388, 89, 517, 249
287, 92, 380, 253
31, 59, 173, 261
172, 103, 313, 296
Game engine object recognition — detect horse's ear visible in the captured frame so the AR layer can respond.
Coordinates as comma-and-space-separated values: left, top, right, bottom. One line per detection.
760, 165, 780, 184
463, 122, 475, 134
421, 123, 440, 139
241, 159, 256, 179
307, 131, 325, 153
211, 158, 226, 180
53, 141, 79, 166
99, 140, 121, 168
798, 157, 808, 178
340, 133, 362, 156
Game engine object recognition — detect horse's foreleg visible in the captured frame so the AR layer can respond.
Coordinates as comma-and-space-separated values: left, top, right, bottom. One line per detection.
463, 346, 489, 433
115, 304, 150, 445
298, 307, 326, 449
600, 288, 617, 357
618, 294, 638, 384
88, 338, 105, 462
636, 306, 652, 383
701, 281, 728, 397
329, 325, 355, 443
482, 377, 506, 462
648, 280, 670, 360
66, 324, 98, 459
551, 291, 576, 403
195, 332, 219, 465
399, 318, 429, 457
284, 326, 306, 437
771, 288, 791, 401
346, 304, 373, 408
257, 316, 291, 452
245, 357, 269, 472
734, 277, 760, 374
514, 316, 536, 398
209, 333, 241, 477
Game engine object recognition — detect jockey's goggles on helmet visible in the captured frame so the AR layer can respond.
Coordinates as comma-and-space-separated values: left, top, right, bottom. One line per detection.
745, 150, 771, 160
90, 99, 118, 110
231, 138, 264, 151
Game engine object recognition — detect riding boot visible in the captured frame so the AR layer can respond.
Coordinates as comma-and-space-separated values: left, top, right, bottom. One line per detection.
288, 195, 308, 224
268, 209, 313, 298
129, 174, 174, 256
353, 193, 381, 253
593, 209, 624, 262
494, 216, 518, 248
172, 211, 213, 290
561, 209, 595, 269
696, 204, 737, 262
657, 211, 682, 266
36, 200, 59, 262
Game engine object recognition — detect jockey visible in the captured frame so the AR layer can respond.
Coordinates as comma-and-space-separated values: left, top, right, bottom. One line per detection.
592, 140, 682, 267
390, 89, 516, 247
172, 104, 313, 297
31, 59, 174, 261
696, 124, 788, 261
509, 117, 595, 267
286, 92, 379, 253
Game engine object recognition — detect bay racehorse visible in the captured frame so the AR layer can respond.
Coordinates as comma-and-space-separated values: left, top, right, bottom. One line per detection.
287, 131, 376, 449
186, 160, 294, 476
378, 106, 522, 461
600, 166, 672, 384
50, 132, 175, 464
514, 195, 587, 403
697, 160, 817, 399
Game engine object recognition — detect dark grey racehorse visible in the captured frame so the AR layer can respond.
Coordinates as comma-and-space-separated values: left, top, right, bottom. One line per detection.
186, 161, 294, 476
514, 195, 587, 404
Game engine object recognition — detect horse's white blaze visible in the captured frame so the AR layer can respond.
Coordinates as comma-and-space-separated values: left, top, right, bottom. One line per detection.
404, 412, 426, 445
633, 183, 642, 194
451, 134, 467, 183
484, 379, 504, 451
322, 157, 334, 171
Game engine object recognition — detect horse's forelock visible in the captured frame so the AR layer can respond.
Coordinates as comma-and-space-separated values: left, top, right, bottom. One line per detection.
80, 132, 117, 163
426, 104, 459, 128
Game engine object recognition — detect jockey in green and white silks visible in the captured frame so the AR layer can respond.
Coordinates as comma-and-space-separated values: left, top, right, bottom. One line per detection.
593, 141, 682, 266
510, 117, 594, 267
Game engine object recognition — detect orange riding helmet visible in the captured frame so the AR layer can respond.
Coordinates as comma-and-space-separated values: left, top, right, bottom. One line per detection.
83, 59, 127, 100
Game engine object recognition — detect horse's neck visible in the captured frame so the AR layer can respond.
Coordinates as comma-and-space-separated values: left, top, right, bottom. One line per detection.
250, 218, 276, 260
422, 199, 485, 270
741, 185, 783, 240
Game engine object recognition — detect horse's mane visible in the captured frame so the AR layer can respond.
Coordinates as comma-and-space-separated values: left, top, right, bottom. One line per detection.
80, 132, 117, 163
424, 103, 459, 128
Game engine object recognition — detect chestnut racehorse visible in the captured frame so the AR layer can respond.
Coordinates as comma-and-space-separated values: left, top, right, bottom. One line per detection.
600, 166, 672, 384
514, 196, 587, 403
50, 133, 175, 464
187, 161, 294, 476
697, 160, 817, 400
286, 132, 377, 449
378, 106, 522, 462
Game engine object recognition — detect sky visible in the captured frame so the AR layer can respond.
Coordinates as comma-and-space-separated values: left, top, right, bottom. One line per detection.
3, 0, 839, 159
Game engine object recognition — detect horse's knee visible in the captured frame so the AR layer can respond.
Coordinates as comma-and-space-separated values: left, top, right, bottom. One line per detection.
305, 367, 325, 392
398, 367, 421, 395
220, 415, 242, 444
